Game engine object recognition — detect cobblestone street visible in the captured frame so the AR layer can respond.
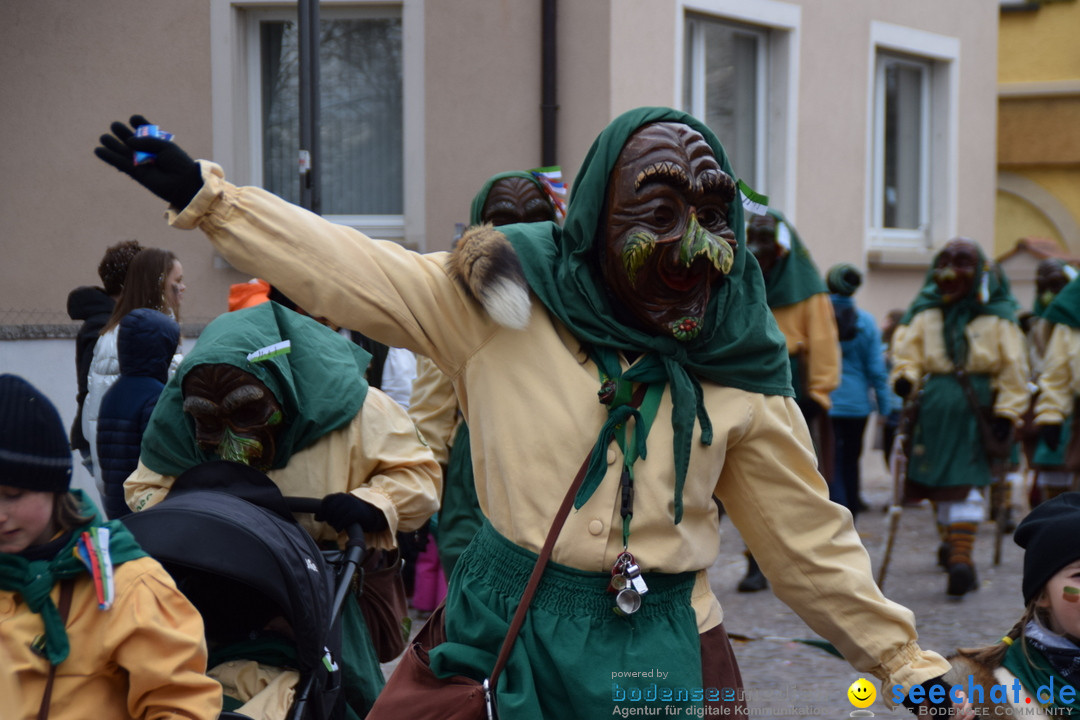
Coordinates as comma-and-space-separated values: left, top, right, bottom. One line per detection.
382, 446, 1029, 718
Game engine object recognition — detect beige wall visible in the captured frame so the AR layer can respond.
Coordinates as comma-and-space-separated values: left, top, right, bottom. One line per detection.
2, 0, 998, 333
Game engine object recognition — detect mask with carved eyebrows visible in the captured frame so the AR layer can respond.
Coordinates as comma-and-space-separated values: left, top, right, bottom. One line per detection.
601, 122, 737, 341
481, 176, 557, 227
182, 364, 284, 471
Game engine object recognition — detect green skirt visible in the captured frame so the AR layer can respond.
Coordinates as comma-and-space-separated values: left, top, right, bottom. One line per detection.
908, 373, 993, 490
428, 521, 703, 719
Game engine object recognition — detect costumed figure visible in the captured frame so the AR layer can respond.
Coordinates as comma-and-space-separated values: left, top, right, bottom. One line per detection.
97, 107, 965, 718
122, 301, 441, 716
890, 238, 1030, 597
409, 169, 560, 578
735, 208, 841, 591
1025, 259, 1079, 505
944, 492, 1080, 718
0, 374, 222, 720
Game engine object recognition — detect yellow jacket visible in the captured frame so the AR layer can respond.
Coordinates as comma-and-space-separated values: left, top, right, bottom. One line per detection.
408, 354, 463, 467
125, 387, 441, 550
158, 160, 951, 693
771, 293, 841, 410
1035, 322, 1080, 424
1, 556, 222, 720
889, 308, 1030, 421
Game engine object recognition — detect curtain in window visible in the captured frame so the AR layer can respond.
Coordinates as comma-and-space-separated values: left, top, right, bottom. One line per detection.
883, 62, 923, 230
261, 18, 403, 215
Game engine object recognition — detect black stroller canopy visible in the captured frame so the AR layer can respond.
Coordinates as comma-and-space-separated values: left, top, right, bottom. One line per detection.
121, 463, 335, 673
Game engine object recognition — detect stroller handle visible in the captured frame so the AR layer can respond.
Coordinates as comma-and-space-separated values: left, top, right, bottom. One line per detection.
285, 496, 366, 550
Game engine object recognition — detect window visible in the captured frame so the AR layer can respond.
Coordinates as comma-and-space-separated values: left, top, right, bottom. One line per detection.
866, 23, 959, 260
677, 0, 799, 212
250, 6, 403, 229
683, 15, 767, 189
872, 53, 930, 239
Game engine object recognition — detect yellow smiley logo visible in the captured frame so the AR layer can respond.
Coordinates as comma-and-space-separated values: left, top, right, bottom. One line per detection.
847, 678, 876, 709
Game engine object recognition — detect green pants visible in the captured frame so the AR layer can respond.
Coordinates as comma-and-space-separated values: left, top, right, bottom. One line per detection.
428, 521, 703, 719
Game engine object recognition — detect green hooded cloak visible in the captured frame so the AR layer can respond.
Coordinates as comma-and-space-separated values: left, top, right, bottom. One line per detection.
758, 208, 828, 309
1042, 274, 1080, 329
899, 244, 1018, 366
501, 106, 791, 522
140, 302, 371, 477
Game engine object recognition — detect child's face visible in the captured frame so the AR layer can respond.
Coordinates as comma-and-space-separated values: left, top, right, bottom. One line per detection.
1039, 558, 1080, 639
0, 487, 56, 554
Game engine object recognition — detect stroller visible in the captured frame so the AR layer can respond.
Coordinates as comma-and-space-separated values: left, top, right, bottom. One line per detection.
121, 461, 367, 720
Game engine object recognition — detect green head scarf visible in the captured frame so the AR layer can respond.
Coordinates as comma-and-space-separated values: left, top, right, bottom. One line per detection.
141, 302, 371, 477
0, 491, 146, 665
502, 106, 791, 522
1042, 274, 1080, 329
469, 171, 551, 226
757, 208, 828, 308
899, 243, 1018, 365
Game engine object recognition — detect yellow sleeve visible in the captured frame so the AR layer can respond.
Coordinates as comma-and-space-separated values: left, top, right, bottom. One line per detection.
804, 293, 841, 409
716, 394, 950, 700
1036, 323, 1077, 424
106, 559, 222, 720
124, 460, 177, 513
889, 314, 925, 389
348, 388, 441, 541
988, 318, 1031, 421
170, 162, 496, 375
408, 354, 460, 467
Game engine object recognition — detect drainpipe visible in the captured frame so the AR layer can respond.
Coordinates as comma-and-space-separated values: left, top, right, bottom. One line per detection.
541, 0, 558, 166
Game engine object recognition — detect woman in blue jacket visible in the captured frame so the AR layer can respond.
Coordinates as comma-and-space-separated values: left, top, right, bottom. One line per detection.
827, 264, 891, 520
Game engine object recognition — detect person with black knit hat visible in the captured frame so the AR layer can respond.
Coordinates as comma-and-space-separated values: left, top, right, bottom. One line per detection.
944, 492, 1080, 717
0, 374, 222, 720
826, 263, 891, 520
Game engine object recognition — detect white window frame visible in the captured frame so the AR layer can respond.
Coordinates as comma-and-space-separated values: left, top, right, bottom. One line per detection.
675, 0, 800, 217
865, 22, 959, 264
209, 0, 425, 247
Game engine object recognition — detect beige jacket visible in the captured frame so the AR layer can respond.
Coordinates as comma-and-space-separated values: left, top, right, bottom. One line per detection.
125, 387, 441, 549
408, 354, 462, 467
889, 309, 1031, 421
771, 293, 841, 410
157, 160, 952, 693
1035, 323, 1080, 424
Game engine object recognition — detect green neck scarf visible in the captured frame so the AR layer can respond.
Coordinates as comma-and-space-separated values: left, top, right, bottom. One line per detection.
760, 209, 828, 309
141, 302, 371, 477
1002, 638, 1080, 715
1042, 276, 1080, 329
0, 491, 146, 665
504, 106, 791, 523
899, 246, 1018, 366
469, 171, 549, 226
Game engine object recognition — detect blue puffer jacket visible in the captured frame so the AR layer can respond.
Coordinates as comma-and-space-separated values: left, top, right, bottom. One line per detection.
96, 308, 180, 519
828, 295, 892, 418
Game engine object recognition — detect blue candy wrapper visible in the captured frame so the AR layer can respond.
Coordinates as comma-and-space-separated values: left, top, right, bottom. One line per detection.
133, 124, 174, 166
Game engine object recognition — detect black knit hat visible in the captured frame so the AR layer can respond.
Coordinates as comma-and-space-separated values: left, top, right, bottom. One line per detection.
827, 263, 863, 296
0, 374, 73, 493
1014, 492, 1080, 605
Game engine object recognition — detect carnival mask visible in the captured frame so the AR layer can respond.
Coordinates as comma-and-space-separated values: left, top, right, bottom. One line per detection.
933, 239, 980, 304
182, 364, 284, 471
482, 176, 556, 227
1036, 260, 1072, 309
601, 122, 737, 342
746, 214, 784, 277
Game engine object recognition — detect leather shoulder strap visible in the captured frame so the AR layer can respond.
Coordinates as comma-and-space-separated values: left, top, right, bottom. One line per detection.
38, 580, 75, 720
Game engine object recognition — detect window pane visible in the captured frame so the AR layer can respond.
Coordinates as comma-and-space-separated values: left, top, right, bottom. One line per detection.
261, 17, 403, 215
882, 62, 922, 230
685, 18, 760, 187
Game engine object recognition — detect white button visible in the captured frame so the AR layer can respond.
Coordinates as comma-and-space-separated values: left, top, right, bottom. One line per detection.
607, 448, 617, 464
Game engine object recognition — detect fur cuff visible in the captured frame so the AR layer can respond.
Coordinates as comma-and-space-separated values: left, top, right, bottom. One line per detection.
449, 224, 531, 329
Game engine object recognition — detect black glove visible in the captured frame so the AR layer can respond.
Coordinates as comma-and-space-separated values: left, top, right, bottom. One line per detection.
315, 492, 388, 533
894, 377, 913, 399
1041, 423, 1063, 452
991, 415, 1014, 444
902, 676, 953, 716
94, 115, 203, 208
